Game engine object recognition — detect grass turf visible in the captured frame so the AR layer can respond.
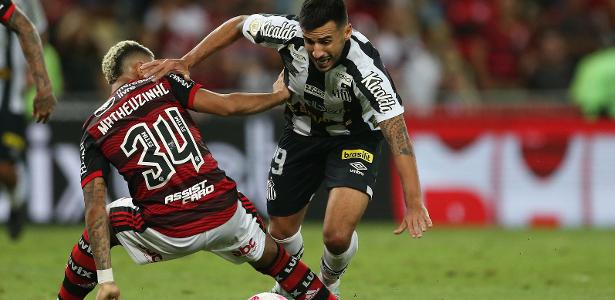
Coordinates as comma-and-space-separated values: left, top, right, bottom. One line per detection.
1, 223, 614, 300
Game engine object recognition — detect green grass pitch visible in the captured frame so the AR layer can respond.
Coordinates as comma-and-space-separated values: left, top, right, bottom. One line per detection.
1, 223, 614, 299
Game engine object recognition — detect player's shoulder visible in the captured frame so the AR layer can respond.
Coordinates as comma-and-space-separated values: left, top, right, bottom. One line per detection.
346, 30, 380, 65
245, 13, 303, 43
164, 73, 195, 89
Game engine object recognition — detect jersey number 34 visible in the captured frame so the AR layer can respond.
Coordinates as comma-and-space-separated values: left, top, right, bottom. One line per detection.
121, 107, 204, 190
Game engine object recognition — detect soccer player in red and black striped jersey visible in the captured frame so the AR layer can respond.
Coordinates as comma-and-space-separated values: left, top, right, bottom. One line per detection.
57, 40, 336, 300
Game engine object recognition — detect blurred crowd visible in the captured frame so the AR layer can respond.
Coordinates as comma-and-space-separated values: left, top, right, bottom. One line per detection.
37, 0, 615, 117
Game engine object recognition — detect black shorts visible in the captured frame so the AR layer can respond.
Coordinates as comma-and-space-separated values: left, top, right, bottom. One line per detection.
266, 129, 384, 217
0, 111, 27, 162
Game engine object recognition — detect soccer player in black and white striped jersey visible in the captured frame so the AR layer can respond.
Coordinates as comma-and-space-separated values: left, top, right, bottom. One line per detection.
0, 0, 56, 240
142, 0, 433, 297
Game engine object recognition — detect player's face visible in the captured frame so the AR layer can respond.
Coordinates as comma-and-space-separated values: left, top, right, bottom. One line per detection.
303, 21, 352, 72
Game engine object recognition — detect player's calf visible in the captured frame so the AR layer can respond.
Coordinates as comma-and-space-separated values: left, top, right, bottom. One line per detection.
57, 230, 98, 300
256, 243, 336, 300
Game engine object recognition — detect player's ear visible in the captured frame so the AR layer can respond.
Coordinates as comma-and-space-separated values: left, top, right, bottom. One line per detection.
344, 23, 352, 40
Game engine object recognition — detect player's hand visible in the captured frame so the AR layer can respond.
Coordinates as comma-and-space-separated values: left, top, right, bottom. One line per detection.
272, 71, 290, 101
394, 202, 432, 238
140, 58, 191, 82
32, 90, 56, 123
96, 282, 120, 300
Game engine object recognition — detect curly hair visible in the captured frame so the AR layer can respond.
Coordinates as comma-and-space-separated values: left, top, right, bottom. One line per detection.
101, 40, 154, 84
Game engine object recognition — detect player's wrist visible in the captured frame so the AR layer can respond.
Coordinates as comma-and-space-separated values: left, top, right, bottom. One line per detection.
97, 268, 114, 284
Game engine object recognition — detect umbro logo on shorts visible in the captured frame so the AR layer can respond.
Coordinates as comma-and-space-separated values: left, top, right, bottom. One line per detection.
350, 162, 368, 171
349, 162, 367, 176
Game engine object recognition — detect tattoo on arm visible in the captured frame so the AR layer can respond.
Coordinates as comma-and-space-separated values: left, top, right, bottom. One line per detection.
9, 8, 52, 94
380, 115, 415, 157
83, 178, 111, 270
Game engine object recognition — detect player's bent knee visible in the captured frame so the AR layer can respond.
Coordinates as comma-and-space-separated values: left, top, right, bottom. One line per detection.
268, 219, 301, 240
323, 231, 352, 254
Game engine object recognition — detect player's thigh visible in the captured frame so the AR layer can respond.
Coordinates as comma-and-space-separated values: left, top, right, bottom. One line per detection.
107, 197, 203, 265
208, 196, 268, 265
322, 134, 384, 234
323, 187, 369, 239
267, 131, 326, 217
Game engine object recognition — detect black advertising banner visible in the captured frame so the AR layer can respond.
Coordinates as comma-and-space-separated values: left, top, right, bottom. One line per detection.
1, 111, 392, 224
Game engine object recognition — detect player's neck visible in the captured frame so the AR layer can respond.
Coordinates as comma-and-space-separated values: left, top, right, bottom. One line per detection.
110, 75, 136, 94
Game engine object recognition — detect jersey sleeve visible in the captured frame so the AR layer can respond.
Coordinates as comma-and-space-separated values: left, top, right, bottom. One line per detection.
80, 131, 110, 188
0, 0, 16, 25
164, 73, 203, 110
242, 14, 302, 50
353, 60, 405, 123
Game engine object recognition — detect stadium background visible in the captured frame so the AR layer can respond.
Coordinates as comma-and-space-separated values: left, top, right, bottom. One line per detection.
3, 0, 615, 226
2, 1, 615, 299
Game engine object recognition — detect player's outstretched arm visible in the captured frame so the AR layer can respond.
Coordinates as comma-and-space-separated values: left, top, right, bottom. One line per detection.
191, 71, 290, 116
6, 6, 56, 123
141, 15, 248, 81
379, 115, 432, 238
82, 177, 120, 300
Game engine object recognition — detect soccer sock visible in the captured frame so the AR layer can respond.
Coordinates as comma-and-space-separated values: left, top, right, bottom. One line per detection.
271, 226, 304, 259
58, 230, 97, 300
321, 230, 358, 285
258, 244, 336, 300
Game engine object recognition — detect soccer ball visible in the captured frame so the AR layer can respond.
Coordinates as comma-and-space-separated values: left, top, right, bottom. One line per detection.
248, 292, 288, 300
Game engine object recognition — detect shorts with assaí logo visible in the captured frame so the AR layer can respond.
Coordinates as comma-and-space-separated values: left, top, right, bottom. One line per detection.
266, 129, 384, 217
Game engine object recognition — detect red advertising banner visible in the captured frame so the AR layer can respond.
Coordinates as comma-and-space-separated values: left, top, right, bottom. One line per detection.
391, 107, 615, 228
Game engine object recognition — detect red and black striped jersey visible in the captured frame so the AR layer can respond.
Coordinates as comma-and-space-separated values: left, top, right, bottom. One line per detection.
80, 74, 238, 238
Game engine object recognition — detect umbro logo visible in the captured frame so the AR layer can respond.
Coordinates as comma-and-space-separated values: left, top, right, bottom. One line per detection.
350, 162, 367, 171
349, 162, 367, 176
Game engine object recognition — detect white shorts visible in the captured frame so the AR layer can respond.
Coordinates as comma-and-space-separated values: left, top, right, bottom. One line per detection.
107, 197, 267, 265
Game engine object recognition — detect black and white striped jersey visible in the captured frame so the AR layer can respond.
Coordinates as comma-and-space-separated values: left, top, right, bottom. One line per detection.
242, 14, 404, 137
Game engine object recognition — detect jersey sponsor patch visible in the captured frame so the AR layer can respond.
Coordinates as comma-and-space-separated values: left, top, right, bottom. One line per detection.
261, 19, 297, 41
335, 71, 353, 87
342, 149, 373, 163
305, 84, 325, 100
164, 179, 215, 204
248, 17, 263, 37
360, 71, 397, 112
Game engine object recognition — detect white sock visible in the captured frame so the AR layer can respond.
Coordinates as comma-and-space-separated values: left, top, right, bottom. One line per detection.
321, 231, 358, 285
270, 226, 304, 259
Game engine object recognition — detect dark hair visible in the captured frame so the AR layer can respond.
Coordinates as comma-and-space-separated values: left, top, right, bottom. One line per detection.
299, 0, 348, 31
101, 40, 154, 84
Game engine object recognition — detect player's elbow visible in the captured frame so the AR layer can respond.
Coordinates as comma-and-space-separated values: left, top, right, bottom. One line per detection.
230, 15, 248, 32
213, 100, 240, 117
